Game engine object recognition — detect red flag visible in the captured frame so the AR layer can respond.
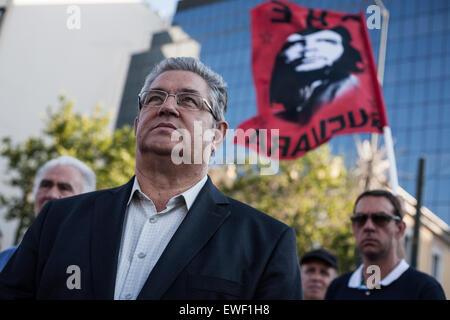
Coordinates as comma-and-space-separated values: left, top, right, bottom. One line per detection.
235, 0, 388, 160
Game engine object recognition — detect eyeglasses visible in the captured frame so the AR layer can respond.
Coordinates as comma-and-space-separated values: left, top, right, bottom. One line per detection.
138, 89, 217, 120
350, 212, 402, 228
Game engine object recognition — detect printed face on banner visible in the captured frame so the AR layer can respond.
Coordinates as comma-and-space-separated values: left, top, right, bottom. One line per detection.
271, 26, 363, 125
236, 0, 387, 160
283, 30, 344, 72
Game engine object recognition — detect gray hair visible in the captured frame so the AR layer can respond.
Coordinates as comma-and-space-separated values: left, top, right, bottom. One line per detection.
33, 156, 96, 197
140, 57, 228, 121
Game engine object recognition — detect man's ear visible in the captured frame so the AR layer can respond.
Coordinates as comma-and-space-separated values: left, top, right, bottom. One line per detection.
134, 117, 138, 136
212, 120, 228, 151
396, 195, 406, 218
396, 221, 406, 239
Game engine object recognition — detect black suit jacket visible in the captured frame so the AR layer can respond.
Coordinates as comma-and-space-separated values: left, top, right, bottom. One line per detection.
0, 177, 302, 300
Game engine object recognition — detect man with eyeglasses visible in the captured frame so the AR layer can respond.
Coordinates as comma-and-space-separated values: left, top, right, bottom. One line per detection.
325, 190, 445, 300
0, 57, 302, 300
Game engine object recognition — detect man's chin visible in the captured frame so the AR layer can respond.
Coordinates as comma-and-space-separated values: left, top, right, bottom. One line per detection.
147, 147, 174, 157
307, 287, 324, 295
34, 200, 49, 216
361, 247, 381, 261
139, 141, 176, 156
305, 291, 325, 300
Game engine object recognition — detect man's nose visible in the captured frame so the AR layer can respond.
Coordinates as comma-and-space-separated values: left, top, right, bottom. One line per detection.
46, 186, 63, 199
362, 216, 376, 230
158, 94, 180, 117
310, 272, 322, 280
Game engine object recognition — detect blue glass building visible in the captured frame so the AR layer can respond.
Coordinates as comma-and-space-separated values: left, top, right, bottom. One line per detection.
167, 0, 450, 225
116, 0, 450, 225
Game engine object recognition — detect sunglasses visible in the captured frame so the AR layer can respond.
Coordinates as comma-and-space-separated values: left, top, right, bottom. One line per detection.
350, 212, 402, 228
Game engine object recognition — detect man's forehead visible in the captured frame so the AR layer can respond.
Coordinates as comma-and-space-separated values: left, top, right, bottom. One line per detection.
355, 195, 394, 213
302, 260, 333, 269
149, 70, 209, 94
41, 165, 82, 181
287, 30, 342, 42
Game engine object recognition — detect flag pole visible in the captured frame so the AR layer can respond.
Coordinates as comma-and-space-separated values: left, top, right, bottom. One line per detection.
383, 126, 399, 193
370, 0, 388, 154
372, 0, 399, 194
375, 0, 389, 87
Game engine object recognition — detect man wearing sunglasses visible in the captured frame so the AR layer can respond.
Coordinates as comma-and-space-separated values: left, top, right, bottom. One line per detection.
0, 57, 301, 300
325, 190, 445, 299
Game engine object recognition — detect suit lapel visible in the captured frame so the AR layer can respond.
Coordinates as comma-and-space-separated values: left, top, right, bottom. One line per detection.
90, 178, 134, 299
137, 178, 231, 300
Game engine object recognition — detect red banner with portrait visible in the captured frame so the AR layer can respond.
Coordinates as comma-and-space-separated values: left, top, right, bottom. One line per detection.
235, 0, 388, 160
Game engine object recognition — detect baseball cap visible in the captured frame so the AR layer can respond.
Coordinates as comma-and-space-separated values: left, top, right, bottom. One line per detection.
300, 249, 338, 269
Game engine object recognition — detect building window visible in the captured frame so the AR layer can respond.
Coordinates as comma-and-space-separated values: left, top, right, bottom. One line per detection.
0, 7, 5, 38
403, 235, 411, 263
0, 8, 5, 24
431, 251, 442, 282
403, 227, 413, 264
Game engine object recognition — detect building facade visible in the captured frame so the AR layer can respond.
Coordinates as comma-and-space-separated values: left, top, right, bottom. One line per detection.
169, 0, 450, 226
400, 187, 450, 298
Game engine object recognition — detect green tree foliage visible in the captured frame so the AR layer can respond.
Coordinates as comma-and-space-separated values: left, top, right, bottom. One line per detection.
0, 96, 135, 243
214, 146, 360, 273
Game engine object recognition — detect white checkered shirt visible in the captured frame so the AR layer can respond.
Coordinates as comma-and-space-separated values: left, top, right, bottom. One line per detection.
114, 175, 208, 300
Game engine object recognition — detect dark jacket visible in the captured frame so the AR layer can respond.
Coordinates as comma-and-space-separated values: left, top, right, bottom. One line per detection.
0, 177, 302, 300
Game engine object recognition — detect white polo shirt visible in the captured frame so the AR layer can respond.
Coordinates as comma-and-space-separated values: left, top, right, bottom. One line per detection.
348, 259, 410, 289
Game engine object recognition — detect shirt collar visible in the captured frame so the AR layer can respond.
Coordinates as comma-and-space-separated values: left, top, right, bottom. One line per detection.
348, 259, 410, 289
179, 175, 208, 210
127, 175, 208, 211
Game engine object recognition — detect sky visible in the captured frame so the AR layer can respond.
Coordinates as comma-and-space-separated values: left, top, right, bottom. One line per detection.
145, 0, 179, 19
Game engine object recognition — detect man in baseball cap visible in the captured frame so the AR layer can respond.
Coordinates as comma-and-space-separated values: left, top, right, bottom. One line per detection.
300, 249, 338, 300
